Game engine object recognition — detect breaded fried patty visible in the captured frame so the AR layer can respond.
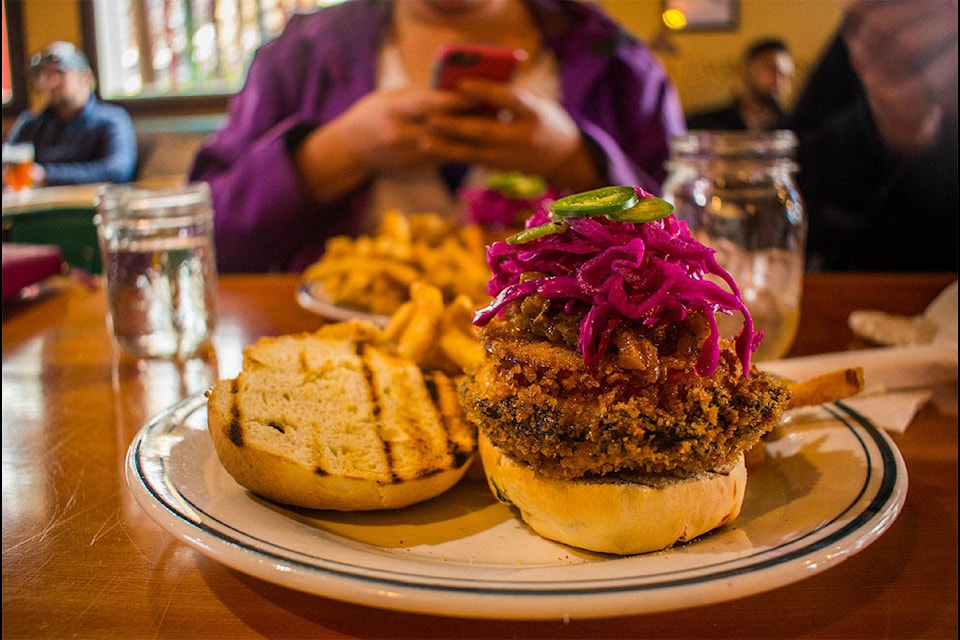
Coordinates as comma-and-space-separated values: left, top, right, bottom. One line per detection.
460, 297, 791, 481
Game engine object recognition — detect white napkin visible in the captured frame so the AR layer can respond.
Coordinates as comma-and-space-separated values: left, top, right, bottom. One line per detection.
848, 280, 958, 348
759, 344, 958, 433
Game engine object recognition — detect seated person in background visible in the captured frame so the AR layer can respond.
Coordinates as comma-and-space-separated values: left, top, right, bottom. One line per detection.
188, 0, 686, 273
789, 0, 958, 272
686, 37, 795, 131
3, 41, 138, 188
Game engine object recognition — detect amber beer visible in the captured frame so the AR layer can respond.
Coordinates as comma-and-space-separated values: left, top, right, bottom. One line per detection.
2, 143, 35, 191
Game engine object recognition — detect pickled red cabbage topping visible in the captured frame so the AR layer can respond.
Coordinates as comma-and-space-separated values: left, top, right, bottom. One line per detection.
461, 174, 560, 228
474, 202, 762, 377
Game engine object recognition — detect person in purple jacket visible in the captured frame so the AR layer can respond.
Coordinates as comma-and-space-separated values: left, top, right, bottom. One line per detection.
189, 0, 686, 272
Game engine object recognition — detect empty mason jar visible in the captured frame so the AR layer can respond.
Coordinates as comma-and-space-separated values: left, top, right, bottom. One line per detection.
662, 130, 806, 362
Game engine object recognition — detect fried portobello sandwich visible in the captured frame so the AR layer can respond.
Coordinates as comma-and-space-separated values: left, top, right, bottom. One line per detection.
460, 186, 791, 555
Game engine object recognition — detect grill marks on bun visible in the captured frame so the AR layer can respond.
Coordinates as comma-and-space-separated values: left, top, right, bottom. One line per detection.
207, 332, 476, 510
360, 342, 471, 483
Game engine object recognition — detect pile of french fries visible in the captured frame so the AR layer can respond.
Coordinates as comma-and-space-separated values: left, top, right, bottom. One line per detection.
301, 211, 491, 317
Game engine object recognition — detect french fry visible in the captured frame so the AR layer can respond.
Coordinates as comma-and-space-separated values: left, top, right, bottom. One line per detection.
395, 282, 445, 364
457, 223, 486, 262
749, 367, 865, 470
375, 283, 486, 376
382, 300, 417, 343
439, 328, 485, 374
442, 294, 479, 330
439, 295, 483, 371
377, 210, 412, 247
787, 366, 865, 409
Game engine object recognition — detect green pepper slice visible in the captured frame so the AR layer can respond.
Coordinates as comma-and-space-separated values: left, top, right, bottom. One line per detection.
608, 197, 675, 223
506, 220, 569, 244
549, 186, 639, 218
487, 172, 547, 199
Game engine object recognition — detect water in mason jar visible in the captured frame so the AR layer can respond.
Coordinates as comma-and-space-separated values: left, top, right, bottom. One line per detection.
669, 182, 804, 362
696, 235, 802, 363
104, 235, 217, 358
664, 130, 806, 363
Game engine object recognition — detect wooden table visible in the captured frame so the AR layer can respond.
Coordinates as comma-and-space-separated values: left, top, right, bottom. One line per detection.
3, 273, 957, 638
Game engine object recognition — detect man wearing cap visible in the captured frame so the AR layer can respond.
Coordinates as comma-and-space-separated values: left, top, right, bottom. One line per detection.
3, 41, 137, 187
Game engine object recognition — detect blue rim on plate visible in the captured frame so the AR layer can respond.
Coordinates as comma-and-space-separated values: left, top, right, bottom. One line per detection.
126, 391, 907, 620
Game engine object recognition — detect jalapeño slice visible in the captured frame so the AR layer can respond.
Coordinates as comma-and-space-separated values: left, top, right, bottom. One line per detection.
550, 186, 639, 218
609, 197, 675, 223
487, 172, 547, 199
506, 220, 568, 244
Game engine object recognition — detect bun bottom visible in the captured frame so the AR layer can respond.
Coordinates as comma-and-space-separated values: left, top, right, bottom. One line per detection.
478, 432, 746, 555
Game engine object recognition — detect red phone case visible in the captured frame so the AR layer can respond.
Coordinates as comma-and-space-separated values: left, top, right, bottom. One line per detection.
432, 43, 527, 90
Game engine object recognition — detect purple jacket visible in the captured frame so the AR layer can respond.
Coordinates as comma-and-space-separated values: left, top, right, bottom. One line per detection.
189, 0, 685, 272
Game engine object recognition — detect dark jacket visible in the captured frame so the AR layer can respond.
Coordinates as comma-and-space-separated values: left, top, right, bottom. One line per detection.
787, 34, 958, 272
5, 96, 137, 186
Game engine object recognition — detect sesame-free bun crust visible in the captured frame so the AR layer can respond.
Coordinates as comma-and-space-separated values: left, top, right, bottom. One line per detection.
478, 432, 746, 555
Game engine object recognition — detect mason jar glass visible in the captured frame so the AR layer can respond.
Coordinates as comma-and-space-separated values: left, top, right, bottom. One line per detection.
95, 183, 219, 359
662, 130, 806, 362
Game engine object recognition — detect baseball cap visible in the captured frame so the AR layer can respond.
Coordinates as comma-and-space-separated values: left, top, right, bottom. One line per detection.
28, 41, 91, 75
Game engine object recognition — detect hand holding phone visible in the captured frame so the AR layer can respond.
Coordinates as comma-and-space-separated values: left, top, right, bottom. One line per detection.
432, 43, 528, 90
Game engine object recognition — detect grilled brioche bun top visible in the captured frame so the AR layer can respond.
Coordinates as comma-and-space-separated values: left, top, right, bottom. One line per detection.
207, 331, 476, 511
479, 432, 746, 555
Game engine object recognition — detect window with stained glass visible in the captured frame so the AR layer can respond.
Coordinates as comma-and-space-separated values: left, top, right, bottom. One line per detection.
90, 0, 343, 102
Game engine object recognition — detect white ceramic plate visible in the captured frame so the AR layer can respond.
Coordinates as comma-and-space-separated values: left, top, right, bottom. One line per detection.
296, 280, 390, 328
127, 393, 907, 620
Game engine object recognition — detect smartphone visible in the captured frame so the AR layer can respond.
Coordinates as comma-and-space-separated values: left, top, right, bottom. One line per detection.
432, 43, 528, 90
